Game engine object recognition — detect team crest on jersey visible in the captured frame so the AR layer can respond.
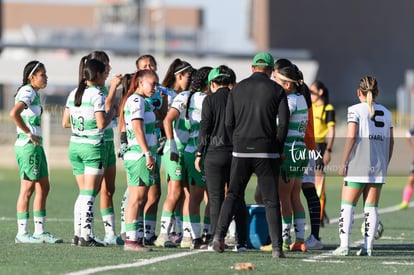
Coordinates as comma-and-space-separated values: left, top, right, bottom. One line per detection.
175, 167, 182, 177
33, 167, 39, 176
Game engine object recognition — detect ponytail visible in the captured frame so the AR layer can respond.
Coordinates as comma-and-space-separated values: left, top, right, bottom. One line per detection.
358, 76, 378, 119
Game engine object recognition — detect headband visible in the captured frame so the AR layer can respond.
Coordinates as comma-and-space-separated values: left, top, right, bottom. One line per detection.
28, 62, 41, 79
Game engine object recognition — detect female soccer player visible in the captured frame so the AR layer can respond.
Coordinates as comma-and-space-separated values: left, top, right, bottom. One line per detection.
10, 61, 62, 244
154, 59, 193, 247
118, 69, 159, 252
62, 59, 116, 247
333, 76, 394, 256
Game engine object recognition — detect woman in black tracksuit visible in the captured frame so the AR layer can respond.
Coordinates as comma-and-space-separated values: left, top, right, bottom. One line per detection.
194, 65, 247, 248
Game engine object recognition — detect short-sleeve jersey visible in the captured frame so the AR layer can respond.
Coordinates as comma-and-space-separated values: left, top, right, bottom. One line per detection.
169, 91, 191, 145
123, 93, 157, 160
65, 86, 106, 145
312, 103, 335, 143
14, 84, 42, 137
184, 91, 207, 153
285, 93, 309, 149
345, 102, 393, 183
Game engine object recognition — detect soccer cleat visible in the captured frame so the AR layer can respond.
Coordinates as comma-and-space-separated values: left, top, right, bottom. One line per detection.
154, 233, 176, 248
356, 248, 373, 256
203, 234, 212, 244
191, 238, 207, 249
33, 232, 63, 244
290, 241, 307, 252
144, 235, 157, 246
169, 232, 182, 244
124, 240, 152, 252
332, 246, 349, 256
272, 250, 286, 258
305, 235, 323, 250
104, 235, 124, 245
260, 244, 272, 252
398, 201, 409, 210
180, 236, 192, 248
78, 237, 105, 247
15, 233, 43, 244
71, 235, 79, 246
212, 237, 225, 253
232, 244, 247, 252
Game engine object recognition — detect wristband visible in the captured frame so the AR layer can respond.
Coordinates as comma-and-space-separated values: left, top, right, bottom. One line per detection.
144, 151, 152, 157
327, 148, 332, 153
196, 152, 203, 157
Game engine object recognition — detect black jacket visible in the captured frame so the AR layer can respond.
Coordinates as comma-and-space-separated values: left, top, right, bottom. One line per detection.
225, 72, 289, 157
197, 87, 232, 153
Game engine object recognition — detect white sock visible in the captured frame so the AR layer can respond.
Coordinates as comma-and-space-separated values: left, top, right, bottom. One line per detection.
17, 212, 29, 235
363, 206, 378, 250
339, 203, 354, 248
120, 188, 128, 234
80, 194, 95, 240
182, 220, 192, 238
34, 216, 45, 235
190, 221, 201, 239
144, 220, 156, 239
159, 215, 174, 235
282, 223, 292, 243
102, 212, 116, 237
228, 219, 236, 238
74, 195, 82, 237
293, 217, 306, 241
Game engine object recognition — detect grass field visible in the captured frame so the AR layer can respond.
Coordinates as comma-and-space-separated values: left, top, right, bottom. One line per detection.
1, 167, 414, 275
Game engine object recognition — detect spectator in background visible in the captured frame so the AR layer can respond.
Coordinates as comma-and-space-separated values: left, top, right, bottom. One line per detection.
397, 127, 414, 210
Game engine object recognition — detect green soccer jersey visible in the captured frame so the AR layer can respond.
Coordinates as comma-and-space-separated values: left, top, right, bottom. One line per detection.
65, 86, 106, 145
14, 85, 42, 146
123, 93, 157, 160
185, 91, 207, 153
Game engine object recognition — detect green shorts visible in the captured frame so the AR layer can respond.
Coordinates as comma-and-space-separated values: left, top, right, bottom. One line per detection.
68, 141, 104, 175
184, 151, 206, 187
103, 140, 116, 168
15, 142, 49, 180
280, 146, 309, 181
161, 152, 186, 182
345, 181, 384, 188
124, 157, 159, 187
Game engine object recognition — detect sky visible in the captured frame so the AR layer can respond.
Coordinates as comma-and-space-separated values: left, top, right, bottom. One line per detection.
5, 0, 254, 53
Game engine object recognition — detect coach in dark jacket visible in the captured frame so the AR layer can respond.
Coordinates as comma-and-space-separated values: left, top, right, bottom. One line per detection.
212, 52, 289, 258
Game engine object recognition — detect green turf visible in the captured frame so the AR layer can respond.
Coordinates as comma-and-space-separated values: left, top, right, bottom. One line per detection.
1, 168, 414, 275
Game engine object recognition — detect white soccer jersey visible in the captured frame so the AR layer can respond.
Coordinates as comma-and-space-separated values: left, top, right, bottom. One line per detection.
123, 93, 157, 160
185, 91, 207, 153
345, 102, 393, 183
14, 85, 42, 138
169, 91, 191, 145
285, 92, 308, 148
65, 86, 106, 145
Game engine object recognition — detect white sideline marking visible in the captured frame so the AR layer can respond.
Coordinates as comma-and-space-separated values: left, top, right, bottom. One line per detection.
383, 261, 414, 266
65, 250, 205, 275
